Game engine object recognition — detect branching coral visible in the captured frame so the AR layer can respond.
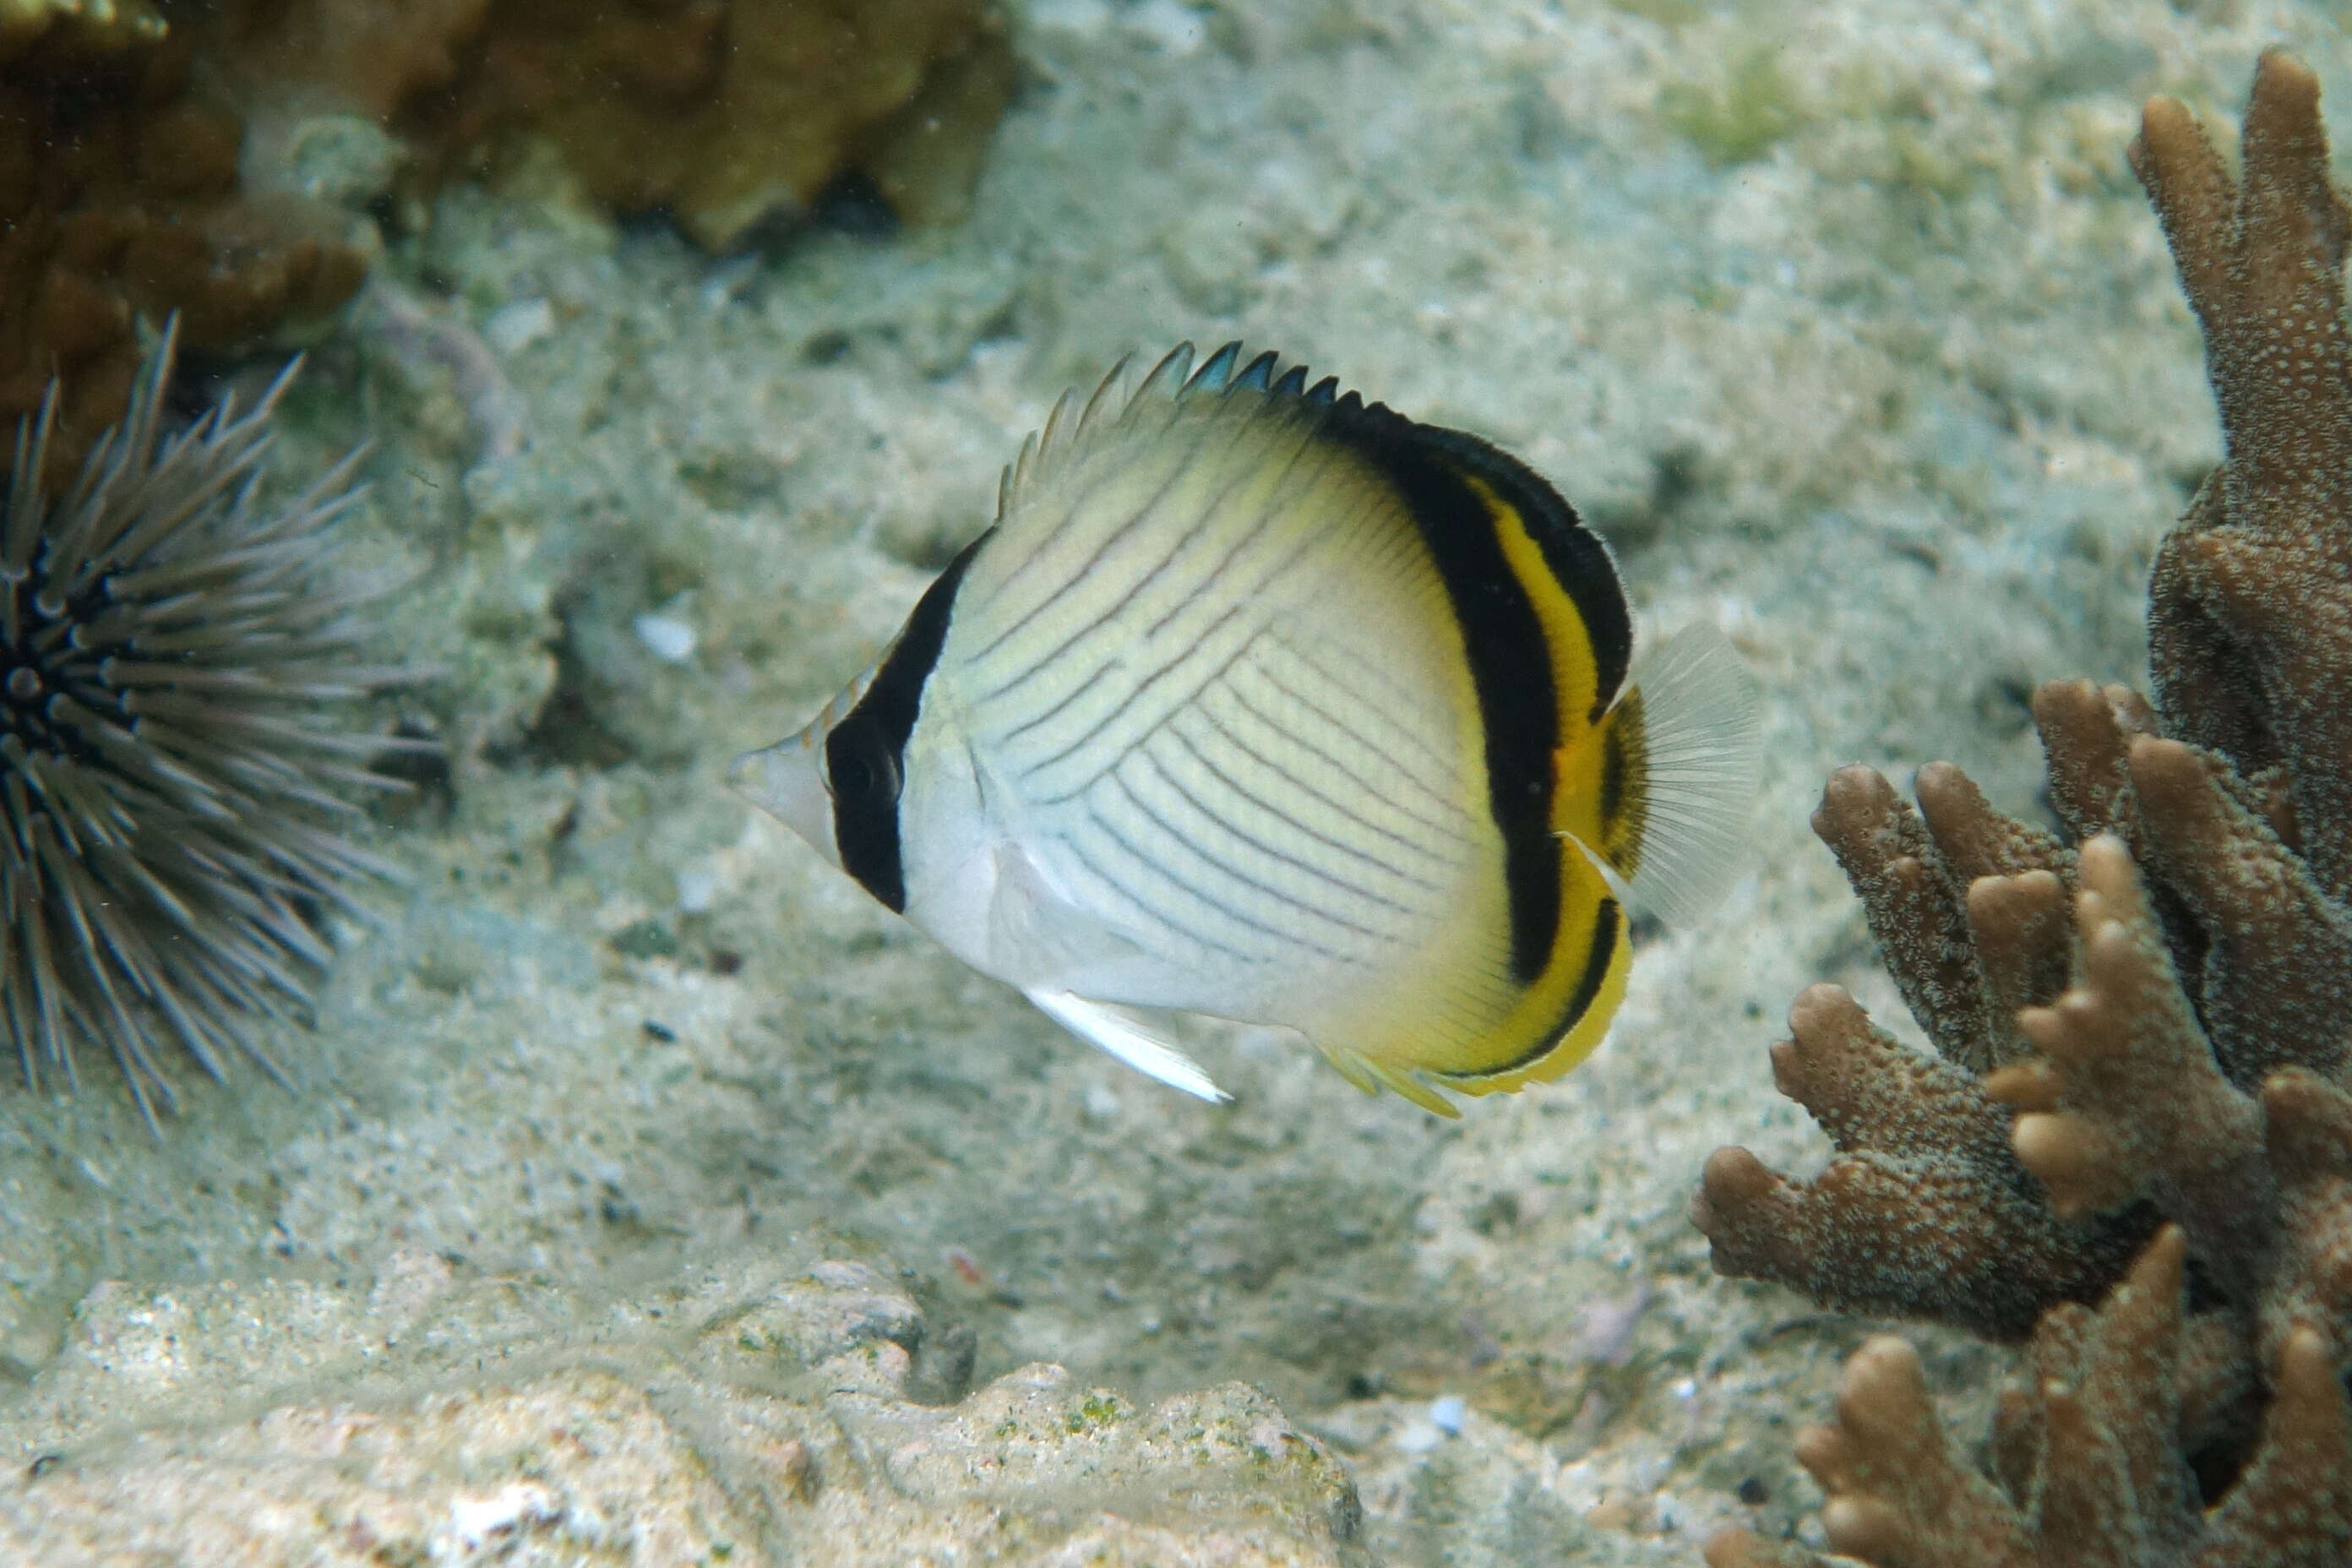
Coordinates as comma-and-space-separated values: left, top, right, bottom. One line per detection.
1696, 50, 2352, 1565
1707, 1228, 2352, 1568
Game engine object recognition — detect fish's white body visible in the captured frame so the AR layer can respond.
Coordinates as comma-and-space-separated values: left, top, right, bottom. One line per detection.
734, 343, 1759, 1114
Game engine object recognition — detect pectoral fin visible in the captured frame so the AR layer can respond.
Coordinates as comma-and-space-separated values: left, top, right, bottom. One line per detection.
988, 841, 1149, 980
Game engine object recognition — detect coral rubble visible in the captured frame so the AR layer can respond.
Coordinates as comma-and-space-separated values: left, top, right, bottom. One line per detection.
1695, 50, 2352, 1565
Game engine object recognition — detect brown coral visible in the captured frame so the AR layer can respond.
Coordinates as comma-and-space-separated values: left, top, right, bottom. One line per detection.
1706, 1229, 2352, 1568
208, 0, 494, 120
422, 0, 1015, 247
0, 0, 166, 66
213, 0, 1016, 244
2137, 58, 2352, 900
0, 0, 1015, 481
0, 8, 372, 477
1696, 50, 2352, 1566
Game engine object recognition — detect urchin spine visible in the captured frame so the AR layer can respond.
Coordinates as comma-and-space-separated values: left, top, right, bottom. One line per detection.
1, 324, 418, 1126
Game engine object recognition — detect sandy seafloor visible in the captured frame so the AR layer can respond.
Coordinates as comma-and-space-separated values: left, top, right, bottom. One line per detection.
3, 2, 2349, 1564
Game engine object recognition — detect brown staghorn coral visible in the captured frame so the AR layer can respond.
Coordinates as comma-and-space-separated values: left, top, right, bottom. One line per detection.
1695, 50, 2352, 1566
2137, 54, 2352, 901
1705, 1228, 2352, 1568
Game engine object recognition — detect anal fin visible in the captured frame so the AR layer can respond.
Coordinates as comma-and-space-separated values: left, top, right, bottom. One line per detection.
1026, 989, 1231, 1104
1319, 1038, 1463, 1119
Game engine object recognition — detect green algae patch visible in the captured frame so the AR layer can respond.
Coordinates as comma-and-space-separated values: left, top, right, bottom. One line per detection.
1662, 45, 1808, 167
1066, 1391, 1134, 1434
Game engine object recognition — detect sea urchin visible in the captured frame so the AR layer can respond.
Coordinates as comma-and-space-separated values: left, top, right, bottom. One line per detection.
1, 324, 416, 1127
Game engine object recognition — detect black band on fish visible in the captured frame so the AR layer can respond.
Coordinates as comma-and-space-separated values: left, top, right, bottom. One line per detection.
831, 529, 993, 912
1406, 424, 1631, 722
1323, 400, 1576, 984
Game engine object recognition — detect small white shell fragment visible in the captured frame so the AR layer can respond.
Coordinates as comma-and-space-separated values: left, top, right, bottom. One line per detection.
1429, 1394, 1467, 1435
482, 297, 556, 356
700, 253, 762, 313
1027, 0, 1110, 35
675, 864, 718, 915
1393, 1419, 1446, 1456
1124, 0, 1206, 52
634, 612, 698, 663
444, 1481, 558, 1549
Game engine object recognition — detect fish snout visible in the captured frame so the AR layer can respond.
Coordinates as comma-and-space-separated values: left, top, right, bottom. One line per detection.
730, 729, 841, 868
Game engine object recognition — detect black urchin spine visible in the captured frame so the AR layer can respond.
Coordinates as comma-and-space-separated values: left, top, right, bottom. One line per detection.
1, 323, 421, 1127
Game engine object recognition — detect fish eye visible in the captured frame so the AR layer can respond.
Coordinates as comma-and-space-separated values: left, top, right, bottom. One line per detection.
824, 719, 901, 806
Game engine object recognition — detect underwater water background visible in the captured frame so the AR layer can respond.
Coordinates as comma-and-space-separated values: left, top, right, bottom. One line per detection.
3, 2, 2348, 1562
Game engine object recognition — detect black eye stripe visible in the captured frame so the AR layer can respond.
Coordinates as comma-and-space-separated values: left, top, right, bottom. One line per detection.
830, 529, 993, 912
825, 738, 895, 801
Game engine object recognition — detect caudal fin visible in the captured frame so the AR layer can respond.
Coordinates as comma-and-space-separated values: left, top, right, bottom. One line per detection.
1601, 622, 1761, 928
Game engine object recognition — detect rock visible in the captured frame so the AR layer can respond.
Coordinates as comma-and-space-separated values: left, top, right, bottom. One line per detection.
0, 1244, 1362, 1566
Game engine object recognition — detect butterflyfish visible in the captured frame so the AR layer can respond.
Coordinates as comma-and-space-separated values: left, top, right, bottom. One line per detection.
732, 343, 1760, 1114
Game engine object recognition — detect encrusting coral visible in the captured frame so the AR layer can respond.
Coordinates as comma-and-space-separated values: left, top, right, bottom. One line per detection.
430, 0, 1016, 248
205, 0, 1017, 248
0, 0, 1013, 476
0, 3, 373, 476
1694, 50, 2352, 1567
0, 0, 166, 64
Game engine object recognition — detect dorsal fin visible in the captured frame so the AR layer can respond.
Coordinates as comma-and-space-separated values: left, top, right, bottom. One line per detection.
1131, 341, 1195, 403
1187, 340, 1244, 391
994, 341, 1356, 522
1230, 349, 1281, 391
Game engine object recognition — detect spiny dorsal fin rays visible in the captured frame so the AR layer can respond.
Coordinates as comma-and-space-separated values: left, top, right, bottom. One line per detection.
995, 342, 1361, 523
1077, 350, 1142, 433
1130, 340, 1196, 405
998, 349, 1157, 520
1228, 349, 1280, 392
1190, 340, 1244, 390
